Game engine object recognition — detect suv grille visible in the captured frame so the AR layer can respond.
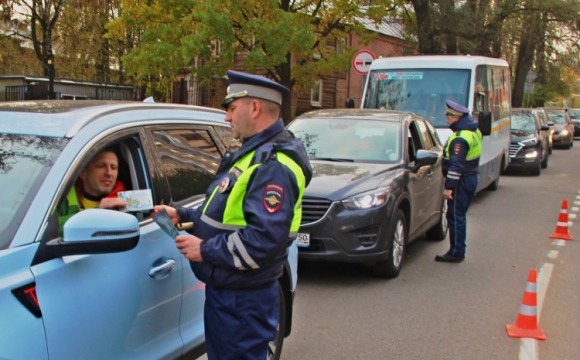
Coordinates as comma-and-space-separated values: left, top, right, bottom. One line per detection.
301, 197, 332, 225
509, 143, 522, 157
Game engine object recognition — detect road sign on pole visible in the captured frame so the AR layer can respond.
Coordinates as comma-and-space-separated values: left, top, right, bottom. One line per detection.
352, 50, 376, 75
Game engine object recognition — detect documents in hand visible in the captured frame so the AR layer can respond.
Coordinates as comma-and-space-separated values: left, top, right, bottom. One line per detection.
118, 190, 154, 212
153, 208, 180, 240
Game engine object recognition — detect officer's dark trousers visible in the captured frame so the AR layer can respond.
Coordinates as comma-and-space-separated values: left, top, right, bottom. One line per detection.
446, 174, 477, 258
204, 284, 279, 360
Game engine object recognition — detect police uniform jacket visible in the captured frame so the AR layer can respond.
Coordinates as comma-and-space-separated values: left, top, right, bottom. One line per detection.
177, 119, 312, 289
443, 114, 482, 190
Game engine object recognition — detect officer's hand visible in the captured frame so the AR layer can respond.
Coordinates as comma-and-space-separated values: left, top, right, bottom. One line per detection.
151, 205, 179, 225
175, 235, 203, 262
443, 189, 453, 200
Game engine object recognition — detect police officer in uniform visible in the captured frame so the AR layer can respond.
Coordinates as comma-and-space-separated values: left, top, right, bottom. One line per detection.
435, 99, 482, 263
152, 70, 312, 359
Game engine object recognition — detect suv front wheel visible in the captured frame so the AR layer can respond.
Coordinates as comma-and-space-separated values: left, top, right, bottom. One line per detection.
372, 209, 407, 278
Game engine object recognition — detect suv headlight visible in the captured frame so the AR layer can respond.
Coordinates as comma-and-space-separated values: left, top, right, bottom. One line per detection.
342, 187, 390, 210
520, 138, 537, 146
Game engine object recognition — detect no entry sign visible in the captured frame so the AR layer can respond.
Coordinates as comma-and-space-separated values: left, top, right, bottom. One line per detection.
352, 50, 375, 75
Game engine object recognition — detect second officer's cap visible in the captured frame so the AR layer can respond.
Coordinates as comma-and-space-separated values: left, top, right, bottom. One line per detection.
222, 70, 290, 108
445, 99, 469, 116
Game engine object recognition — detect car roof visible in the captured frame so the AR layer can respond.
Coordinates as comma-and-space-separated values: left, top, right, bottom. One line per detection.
0, 100, 227, 138
294, 108, 409, 123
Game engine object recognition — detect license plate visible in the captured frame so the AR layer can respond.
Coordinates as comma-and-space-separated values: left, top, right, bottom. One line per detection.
296, 233, 310, 248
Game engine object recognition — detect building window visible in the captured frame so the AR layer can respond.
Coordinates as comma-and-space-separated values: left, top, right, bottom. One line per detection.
211, 40, 221, 58
311, 80, 322, 107
336, 37, 347, 54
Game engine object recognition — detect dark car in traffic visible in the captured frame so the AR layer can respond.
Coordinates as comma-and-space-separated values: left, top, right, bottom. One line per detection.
568, 108, 580, 136
286, 109, 448, 278
545, 108, 574, 149
507, 108, 550, 175
533, 108, 554, 154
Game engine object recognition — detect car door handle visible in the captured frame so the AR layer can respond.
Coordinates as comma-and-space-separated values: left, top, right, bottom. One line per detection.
149, 258, 176, 279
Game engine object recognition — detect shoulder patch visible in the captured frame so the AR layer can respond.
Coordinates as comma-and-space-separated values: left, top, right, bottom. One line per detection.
263, 183, 284, 213
453, 143, 462, 155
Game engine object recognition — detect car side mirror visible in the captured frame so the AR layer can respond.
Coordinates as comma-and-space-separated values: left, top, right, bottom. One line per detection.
540, 125, 549, 131
46, 208, 140, 257
411, 149, 438, 172
477, 111, 492, 136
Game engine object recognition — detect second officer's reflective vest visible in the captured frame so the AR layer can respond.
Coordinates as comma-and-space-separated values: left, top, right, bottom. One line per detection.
202, 148, 306, 237
444, 129, 483, 161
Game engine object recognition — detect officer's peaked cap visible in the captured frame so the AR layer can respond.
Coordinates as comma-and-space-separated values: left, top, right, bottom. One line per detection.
222, 70, 289, 108
445, 99, 469, 116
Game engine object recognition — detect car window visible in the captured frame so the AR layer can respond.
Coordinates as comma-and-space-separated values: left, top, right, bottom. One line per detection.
546, 111, 568, 124
407, 122, 423, 163
214, 125, 242, 153
413, 118, 435, 150
149, 127, 222, 206
43, 135, 152, 241
288, 117, 400, 162
511, 112, 537, 131
0, 134, 67, 249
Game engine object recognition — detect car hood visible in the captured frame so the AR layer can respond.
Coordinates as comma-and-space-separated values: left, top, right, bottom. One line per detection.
553, 123, 568, 131
510, 130, 536, 142
304, 161, 402, 201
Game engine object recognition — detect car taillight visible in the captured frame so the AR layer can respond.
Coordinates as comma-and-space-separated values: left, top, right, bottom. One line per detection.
12, 283, 42, 318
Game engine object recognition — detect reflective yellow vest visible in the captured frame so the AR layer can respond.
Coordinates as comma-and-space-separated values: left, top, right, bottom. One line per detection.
203, 149, 306, 235
445, 129, 482, 160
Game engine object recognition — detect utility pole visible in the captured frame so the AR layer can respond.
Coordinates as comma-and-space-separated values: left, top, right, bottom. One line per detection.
47, 51, 55, 99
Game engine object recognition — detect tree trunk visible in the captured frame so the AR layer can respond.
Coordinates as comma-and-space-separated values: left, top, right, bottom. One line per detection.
512, 7, 541, 107
411, 0, 440, 54
534, 12, 548, 107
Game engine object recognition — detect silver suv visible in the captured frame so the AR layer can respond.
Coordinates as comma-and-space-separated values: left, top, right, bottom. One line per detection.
0, 101, 296, 360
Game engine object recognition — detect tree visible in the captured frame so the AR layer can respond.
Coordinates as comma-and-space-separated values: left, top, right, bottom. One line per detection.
1, 0, 131, 86
107, 0, 402, 121
1, 0, 65, 98
505, 0, 580, 107
56, 0, 123, 82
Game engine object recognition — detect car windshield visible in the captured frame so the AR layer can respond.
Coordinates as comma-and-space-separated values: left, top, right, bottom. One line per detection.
288, 118, 401, 163
511, 112, 537, 131
568, 109, 580, 120
0, 133, 67, 249
362, 68, 470, 129
546, 111, 567, 124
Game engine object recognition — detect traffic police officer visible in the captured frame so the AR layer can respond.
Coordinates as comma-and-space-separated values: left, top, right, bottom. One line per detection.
152, 70, 312, 359
435, 99, 482, 263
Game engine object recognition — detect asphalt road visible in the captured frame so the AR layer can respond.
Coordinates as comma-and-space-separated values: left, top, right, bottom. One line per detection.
282, 139, 580, 360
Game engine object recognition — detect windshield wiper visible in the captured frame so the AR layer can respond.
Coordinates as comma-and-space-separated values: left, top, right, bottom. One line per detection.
311, 157, 354, 162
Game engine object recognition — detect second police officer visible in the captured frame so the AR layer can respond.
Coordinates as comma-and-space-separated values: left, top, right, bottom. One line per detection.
435, 99, 482, 263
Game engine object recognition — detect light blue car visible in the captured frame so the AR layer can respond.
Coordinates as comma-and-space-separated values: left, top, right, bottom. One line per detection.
0, 101, 298, 360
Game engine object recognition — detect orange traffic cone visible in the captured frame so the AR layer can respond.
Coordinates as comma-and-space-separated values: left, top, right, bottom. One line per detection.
549, 199, 573, 240
506, 268, 546, 340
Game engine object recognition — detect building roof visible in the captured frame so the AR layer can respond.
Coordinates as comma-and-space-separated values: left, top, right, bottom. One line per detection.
358, 17, 406, 40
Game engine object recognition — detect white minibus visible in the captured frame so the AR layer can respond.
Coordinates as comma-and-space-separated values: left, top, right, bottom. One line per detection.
361, 55, 511, 192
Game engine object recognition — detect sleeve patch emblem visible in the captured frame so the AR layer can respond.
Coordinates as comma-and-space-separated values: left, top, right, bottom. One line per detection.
263, 184, 284, 213
453, 143, 462, 155
218, 176, 230, 193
